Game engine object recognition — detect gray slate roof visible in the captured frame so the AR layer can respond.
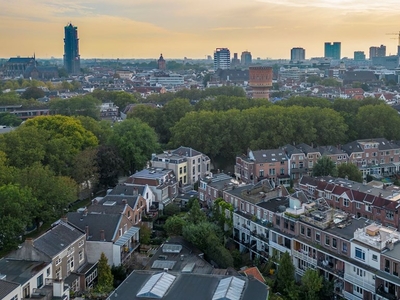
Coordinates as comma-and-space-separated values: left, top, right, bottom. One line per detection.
0, 258, 48, 285
107, 271, 269, 300
67, 212, 122, 242
0, 279, 20, 299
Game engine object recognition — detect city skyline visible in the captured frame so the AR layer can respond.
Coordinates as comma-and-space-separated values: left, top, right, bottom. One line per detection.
1, 0, 400, 59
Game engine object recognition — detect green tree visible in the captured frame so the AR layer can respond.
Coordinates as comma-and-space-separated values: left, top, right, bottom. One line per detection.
96, 145, 124, 188
205, 234, 233, 268
96, 253, 114, 294
0, 184, 37, 250
186, 199, 206, 225
109, 118, 159, 174
212, 198, 233, 233
139, 225, 151, 245
0, 113, 22, 127
164, 204, 181, 217
302, 269, 323, 300
312, 156, 338, 177
338, 163, 363, 182
276, 252, 295, 295
21, 86, 45, 100
49, 95, 101, 120
75, 116, 113, 145
71, 148, 99, 195
307, 75, 321, 85
164, 215, 187, 236
183, 222, 220, 250
127, 104, 159, 129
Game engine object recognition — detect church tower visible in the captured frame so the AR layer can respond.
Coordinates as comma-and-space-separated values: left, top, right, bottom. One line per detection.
158, 54, 166, 70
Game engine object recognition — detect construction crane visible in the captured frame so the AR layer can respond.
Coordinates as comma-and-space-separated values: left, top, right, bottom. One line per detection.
386, 31, 400, 46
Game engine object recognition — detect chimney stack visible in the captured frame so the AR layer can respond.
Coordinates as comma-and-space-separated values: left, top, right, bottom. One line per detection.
61, 216, 68, 223
122, 199, 127, 205
100, 230, 105, 241
85, 225, 89, 239
25, 238, 34, 246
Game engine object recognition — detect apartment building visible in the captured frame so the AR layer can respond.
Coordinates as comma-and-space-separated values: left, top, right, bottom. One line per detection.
215, 172, 400, 299
198, 173, 241, 207
151, 147, 211, 188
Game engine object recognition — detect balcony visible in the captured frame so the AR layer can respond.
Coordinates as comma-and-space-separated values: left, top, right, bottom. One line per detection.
121, 242, 140, 263
269, 241, 290, 254
376, 288, 397, 300
317, 260, 344, 278
344, 273, 375, 292
342, 291, 362, 300
292, 250, 317, 266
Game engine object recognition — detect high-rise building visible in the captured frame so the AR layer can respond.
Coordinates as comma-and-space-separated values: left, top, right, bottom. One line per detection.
290, 47, 305, 62
369, 45, 386, 59
63, 23, 80, 74
241, 51, 252, 66
231, 53, 240, 67
324, 42, 341, 60
213, 48, 230, 70
354, 51, 366, 61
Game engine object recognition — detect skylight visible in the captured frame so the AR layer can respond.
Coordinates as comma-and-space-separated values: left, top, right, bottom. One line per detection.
212, 277, 245, 300
137, 272, 176, 299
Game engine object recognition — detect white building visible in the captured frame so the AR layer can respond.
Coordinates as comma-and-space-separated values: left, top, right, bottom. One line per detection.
149, 73, 184, 86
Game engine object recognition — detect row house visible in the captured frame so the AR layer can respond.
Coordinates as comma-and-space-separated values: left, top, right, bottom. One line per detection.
299, 176, 400, 229
151, 146, 211, 188
235, 149, 290, 186
126, 168, 178, 208
237, 138, 400, 184
198, 173, 241, 207
6, 221, 94, 294
341, 139, 400, 178
223, 173, 400, 299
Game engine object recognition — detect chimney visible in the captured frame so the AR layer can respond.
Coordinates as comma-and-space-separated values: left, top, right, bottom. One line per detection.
100, 230, 105, 241
133, 188, 138, 195
122, 199, 127, 205
61, 216, 68, 223
25, 238, 34, 246
83, 208, 88, 216
85, 225, 89, 239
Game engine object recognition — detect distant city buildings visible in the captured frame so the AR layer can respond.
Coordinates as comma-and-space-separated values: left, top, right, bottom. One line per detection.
63, 23, 80, 74
354, 51, 366, 61
157, 53, 166, 70
241, 51, 252, 66
369, 45, 386, 59
324, 42, 341, 60
290, 47, 305, 62
231, 53, 240, 67
213, 48, 230, 70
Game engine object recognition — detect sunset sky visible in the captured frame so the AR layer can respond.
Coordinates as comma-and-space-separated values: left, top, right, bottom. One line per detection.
1, 0, 400, 59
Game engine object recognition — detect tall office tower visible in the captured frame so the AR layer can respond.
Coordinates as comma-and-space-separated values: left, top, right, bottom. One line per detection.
369, 45, 386, 59
158, 53, 166, 70
214, 48, 230, 70
324, 42, 341, 59
231, 53, 240, 67
248, 66, 273, 99
354, 51, 366, 61
290, 47, 305, 62
241, 51, 252, 66
63, 23, 80, 74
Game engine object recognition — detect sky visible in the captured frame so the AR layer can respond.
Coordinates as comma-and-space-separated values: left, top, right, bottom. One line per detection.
1, 0, 400, 59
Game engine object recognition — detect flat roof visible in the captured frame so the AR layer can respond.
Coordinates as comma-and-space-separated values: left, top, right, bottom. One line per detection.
326, 217, 372, 241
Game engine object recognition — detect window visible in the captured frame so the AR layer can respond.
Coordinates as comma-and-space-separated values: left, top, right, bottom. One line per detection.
386, 211, 394, 220
332, 238, 337, 249
276, 216, 280, 226
353, 285, 363, 297
300, 226, 305, 235
179, 167, 182, 174
325, 235, 330, 246
372, 254, 378, 261
356, 202, 361, 209
37, 274, 43, 288
342, 242, 347, 253
259, 170, 264, 177
47, 268, 50, 276
343, 199, 349, 207
365, 205, 371, 212
56, 267, 61, 279
355, 247, 365, 261
315, 232, 320, 243
67, 256, 74, 272
55, 257, 61, 266
79, 239, 84, 247
128, 210, 131, 219
23, 284, 30, 298
280, 168, 285, 175
307, 228, 311, 238
269, 168, 276, 176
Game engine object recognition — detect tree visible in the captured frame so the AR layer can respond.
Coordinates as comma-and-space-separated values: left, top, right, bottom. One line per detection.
0, 184, 37, 250
302, 269, 323, 300
139, 225, 151, 245
312, 156, 338, 177
71, 148, 99, 196
186, 199, 206, 225
21, 87, 45, 100
0, 113, 22, 127
212, 198, 233, 233
49, 96, 101, 120
205, 234, 233, 268
96, 253, 114, 294
76, 116, 113, 145
164, 204, 181, 217
307, 75, 321, 85
96, 145, 124, 188
109, 118, 159, 174
276, 252, 295, 296
338, 163, 363, 182
164, 215, 187, 236
183, 222, 220, 251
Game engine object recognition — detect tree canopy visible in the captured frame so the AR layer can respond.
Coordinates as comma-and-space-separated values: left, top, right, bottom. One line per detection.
312, 156, 338, 177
